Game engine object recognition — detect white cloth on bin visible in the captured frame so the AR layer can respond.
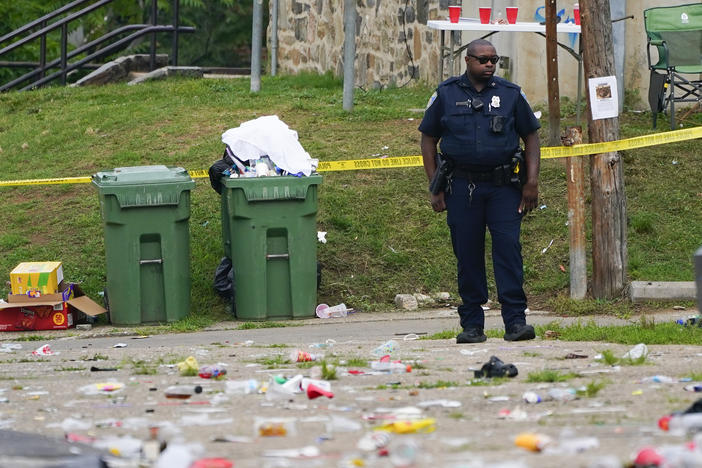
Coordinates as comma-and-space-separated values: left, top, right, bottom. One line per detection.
221, 115, 317, 176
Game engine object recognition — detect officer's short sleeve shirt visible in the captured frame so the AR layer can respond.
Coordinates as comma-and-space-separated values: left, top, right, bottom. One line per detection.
419, 74, 540, 167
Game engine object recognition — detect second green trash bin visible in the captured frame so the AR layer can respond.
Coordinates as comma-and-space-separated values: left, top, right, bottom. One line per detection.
93, 165, 195, 325
221, 175, 322, 321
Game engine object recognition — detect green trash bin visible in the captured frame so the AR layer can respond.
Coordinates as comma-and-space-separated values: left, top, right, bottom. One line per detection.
92, 165, 195, 325
221, 175, 322, 320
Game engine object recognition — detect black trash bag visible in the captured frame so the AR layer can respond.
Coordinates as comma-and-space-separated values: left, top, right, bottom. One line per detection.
474, 355, 518, 378
213, 257, 235, 301
683, 398, 702, 414
208, 156, 231, 195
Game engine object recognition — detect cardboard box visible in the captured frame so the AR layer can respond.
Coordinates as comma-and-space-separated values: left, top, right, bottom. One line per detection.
10, 262, 64, 296
0, 283, 105, 332
7, 281, 74, 304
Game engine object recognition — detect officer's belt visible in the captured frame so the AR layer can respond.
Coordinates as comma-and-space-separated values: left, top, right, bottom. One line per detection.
451, 163, 513, 184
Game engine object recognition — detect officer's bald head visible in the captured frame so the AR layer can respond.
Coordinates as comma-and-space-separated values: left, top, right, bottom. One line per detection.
466, 39, 495, 56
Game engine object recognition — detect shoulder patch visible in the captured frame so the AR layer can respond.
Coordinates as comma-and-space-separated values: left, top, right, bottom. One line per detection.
426, 91, 438, 110
520, 89, 531, 104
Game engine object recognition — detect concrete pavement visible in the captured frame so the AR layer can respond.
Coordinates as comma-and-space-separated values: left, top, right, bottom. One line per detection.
0, 306, 699, 468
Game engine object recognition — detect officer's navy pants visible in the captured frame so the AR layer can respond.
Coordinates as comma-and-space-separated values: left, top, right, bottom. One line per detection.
445, 177, 527, 331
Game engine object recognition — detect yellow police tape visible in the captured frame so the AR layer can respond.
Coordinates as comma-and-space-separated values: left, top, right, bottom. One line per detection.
1, 126, 700, 187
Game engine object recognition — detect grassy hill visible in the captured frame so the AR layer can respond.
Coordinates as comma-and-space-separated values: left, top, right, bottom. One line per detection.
1, 73, 701, 327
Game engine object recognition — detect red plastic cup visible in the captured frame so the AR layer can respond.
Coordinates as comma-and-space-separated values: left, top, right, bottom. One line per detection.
506, 7, 518, 24
573, 3, 580, 25
479, 7, 491, 24
448, 6, 460, 23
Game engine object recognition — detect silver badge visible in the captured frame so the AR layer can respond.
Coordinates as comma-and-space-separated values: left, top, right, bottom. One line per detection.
491, 96, 501, 108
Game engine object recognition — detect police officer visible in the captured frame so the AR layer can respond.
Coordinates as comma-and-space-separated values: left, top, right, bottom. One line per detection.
419, 39, 541, 343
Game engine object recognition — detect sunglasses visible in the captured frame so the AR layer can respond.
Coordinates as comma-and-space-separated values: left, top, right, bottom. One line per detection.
468, 54, 500, 65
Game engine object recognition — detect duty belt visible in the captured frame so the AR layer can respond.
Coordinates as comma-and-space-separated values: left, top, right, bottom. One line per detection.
451, 164, 513, 185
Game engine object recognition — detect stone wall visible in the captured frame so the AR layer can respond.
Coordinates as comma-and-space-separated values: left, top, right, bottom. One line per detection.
274, 0, 447, 89
272, 0, 689, 107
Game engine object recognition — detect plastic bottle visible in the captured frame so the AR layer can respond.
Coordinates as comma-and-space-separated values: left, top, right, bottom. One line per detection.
326, 303, 349, 317
547, 387, 577, 402
389, 438, 419, 467
371, 360, 411, 373
225, 379, 259, 395
357, 431, 391, 451
265, 381, 297, 401
316, 303, 349, 318
666, 413, 702, 434
522, 391, 542, 404
164, 385, 203, 399
289, 349, 322, 362
198, 365, 227, 379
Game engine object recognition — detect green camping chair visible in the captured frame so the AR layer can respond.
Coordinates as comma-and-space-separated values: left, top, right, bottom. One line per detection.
644, 3, 702, 129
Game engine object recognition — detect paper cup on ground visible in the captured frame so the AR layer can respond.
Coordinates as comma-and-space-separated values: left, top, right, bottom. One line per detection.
315, 303, 330, 318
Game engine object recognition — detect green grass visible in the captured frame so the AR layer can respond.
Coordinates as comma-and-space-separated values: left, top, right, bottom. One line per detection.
423, 329, 461, 340
576, 380, 608, 398
345, 357, 369, 367
416, 380, 459, 389
419, 319, 702, 344
526, 370, 579, 383
237, 322, 295, 330
467, 377, 509, 386
535, 320, 702, 345
9, 335, 50, 342
81, 353, 109, 361
254, 354, 291, 368
321, 361, 337, 380
128, 359, 157, 375
0, 74, 701, 328
599, 349, 620, 366
597, 348, 648, 366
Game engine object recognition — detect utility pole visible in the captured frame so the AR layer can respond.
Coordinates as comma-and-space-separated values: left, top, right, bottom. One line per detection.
250, 0, 263, 92
342, 0, 356, 112
581, 0, 627, 298
271, 0, 278, 76
545, 0, 560, 147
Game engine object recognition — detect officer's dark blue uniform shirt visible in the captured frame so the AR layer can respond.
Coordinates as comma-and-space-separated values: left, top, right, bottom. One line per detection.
419, 73, 540, 168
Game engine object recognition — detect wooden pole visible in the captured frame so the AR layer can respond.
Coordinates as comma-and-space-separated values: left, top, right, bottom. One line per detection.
545, 0, 561, 147
581, 0, 627, 299
565, 127, 587, 299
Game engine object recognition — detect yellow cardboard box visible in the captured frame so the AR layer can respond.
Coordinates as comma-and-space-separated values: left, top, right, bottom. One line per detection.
10, 262, 64, 297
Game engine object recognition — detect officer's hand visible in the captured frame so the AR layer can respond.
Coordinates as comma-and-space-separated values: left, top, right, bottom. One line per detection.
519, 181, 538, 214
430, 192, 446, 212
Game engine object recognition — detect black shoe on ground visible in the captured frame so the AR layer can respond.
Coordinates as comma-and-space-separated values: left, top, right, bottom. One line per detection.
456, 328, 487, 344
504, 324, 535, 341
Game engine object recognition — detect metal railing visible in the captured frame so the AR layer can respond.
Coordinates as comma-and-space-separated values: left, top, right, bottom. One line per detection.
0, 0, 194, 92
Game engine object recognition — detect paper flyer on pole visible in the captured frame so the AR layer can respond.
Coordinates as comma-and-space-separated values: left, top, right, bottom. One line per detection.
588, 75, 619, 120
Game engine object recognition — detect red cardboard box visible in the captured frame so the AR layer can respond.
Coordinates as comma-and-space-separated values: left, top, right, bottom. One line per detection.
0, 283, 105, 332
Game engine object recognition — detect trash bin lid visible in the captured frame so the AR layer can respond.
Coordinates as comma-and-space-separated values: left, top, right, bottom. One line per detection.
92, 165, 195, 207
92, 165, 192, 186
